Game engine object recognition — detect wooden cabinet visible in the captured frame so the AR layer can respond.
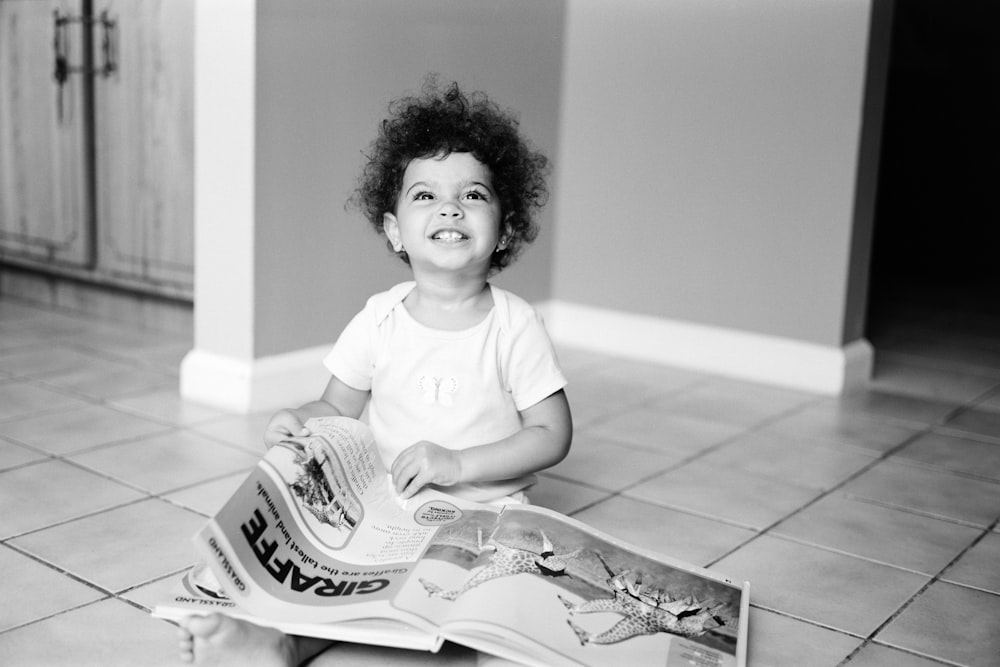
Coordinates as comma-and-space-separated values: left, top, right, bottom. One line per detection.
0, 0, 90, 268
0, 0, 193, 300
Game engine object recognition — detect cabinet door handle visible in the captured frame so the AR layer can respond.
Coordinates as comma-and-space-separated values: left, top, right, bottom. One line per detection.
53, 10, 67, 122
52, 9, 118, 123
52, 9, 117, 78
97, 10, 117, 78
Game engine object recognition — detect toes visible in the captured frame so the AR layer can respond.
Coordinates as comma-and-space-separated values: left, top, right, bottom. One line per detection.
177, 626, 195, 663
181, 613, 225, 638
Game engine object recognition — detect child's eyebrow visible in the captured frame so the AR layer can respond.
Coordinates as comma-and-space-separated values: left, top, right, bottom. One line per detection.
404, 181, 431, 196
403, 180, 494, 196
456, 180, 495, 196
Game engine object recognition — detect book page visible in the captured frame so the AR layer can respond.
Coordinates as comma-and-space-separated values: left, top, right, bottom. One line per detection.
152, 567, 444, 652
391, 504, 745, 667
178, 417, 748, 664
194, 417, 488, 629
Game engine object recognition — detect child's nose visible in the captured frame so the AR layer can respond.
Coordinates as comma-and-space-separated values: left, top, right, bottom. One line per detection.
438, 201, 463, 217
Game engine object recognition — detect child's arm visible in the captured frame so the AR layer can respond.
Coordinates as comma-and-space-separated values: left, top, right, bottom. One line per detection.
263, 375, 370, 448
390, 389, 572, 498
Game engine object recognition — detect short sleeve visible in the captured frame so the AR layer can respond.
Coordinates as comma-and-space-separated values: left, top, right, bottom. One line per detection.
503, 308, 568, 411
323, 304, 376, 391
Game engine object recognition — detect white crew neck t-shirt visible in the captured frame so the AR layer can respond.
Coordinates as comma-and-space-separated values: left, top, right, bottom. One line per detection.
324, 282, 567, 502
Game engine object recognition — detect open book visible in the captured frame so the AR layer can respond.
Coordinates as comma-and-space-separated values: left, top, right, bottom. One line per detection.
154, 417, 749, 666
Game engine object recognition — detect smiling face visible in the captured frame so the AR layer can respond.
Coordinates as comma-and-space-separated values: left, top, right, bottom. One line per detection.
383, 152, 509, 281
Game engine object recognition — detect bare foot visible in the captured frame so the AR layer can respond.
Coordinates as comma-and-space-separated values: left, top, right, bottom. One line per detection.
177, 614, 296, 666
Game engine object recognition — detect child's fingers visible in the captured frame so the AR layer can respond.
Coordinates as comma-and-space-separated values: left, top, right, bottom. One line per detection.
398, 472, 424, 499
391, 456, 423, 498
392, 462, 415, 496
265, 411, 311, 441
265, 423, 293, 440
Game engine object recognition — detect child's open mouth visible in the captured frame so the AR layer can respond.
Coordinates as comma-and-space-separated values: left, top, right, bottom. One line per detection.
431, 230, 468, 242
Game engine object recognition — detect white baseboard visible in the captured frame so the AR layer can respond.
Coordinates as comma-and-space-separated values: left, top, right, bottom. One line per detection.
181, 302, 872, 412
538, 300, 872, 395
180, 345, 331, 413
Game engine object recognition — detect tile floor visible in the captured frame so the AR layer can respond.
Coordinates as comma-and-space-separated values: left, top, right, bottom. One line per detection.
1, 287, 998, 666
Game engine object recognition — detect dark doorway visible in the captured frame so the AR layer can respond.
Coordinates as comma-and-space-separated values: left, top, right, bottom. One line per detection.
865, 0, 1000, 366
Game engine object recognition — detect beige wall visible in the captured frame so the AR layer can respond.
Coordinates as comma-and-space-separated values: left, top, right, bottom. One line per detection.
186, 0, 885, 409
551, 0, 876, 347
252, 0, 566, 357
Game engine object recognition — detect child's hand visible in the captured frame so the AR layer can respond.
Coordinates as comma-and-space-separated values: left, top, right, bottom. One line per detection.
263, 409, 311, 449
391, 441, 462, 499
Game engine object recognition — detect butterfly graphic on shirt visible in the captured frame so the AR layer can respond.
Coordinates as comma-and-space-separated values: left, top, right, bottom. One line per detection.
418, 375, 459, 407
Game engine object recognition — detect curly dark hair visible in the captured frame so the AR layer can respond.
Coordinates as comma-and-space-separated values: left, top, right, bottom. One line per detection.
351, 77, 549, 272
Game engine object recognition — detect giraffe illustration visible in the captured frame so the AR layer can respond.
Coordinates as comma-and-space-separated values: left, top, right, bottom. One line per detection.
558, 555, 727, 646
289, 446, 356, 530
420, 528, 582, 601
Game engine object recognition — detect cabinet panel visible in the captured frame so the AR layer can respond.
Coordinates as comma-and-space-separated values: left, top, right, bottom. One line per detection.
0, 0, 193, 300
94, 0, 194, 295
0, 0, 91, 267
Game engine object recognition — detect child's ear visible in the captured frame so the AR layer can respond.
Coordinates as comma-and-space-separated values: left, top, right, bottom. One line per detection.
383, 213, 403, 251
498, 221, 514, 249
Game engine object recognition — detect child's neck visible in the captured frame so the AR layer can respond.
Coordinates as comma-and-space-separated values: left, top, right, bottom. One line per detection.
404, 277, 493, 331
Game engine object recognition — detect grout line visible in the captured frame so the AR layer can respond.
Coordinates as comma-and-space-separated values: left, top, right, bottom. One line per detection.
703, 425, 935, 568
833, 493, 996, 529
0, 542, 118, 637
837, 517, 1000, 666
0, 496, 158, 542
0, 598, 112, 637
932, 423, 1000, 446
115, 566, 195, 599
840, 641, 964, 667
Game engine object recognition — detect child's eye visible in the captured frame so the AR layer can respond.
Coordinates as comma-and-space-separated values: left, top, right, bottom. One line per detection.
413, 191, 435, 201
463, 190, 488, 201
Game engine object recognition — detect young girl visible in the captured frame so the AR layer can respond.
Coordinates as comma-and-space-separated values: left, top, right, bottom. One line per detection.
178, 79, 572, 666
